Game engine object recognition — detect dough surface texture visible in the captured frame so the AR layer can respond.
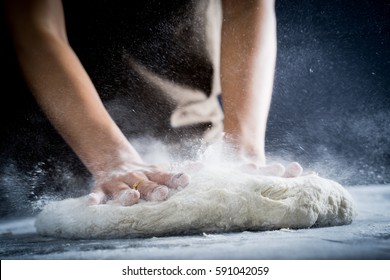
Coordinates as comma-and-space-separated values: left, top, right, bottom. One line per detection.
35, 169, 355, 239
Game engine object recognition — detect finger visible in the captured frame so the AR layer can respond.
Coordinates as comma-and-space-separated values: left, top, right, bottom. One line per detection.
168, 173, 190, 188
112, 188, 140, 206
257, 163, 285, 177
283, 162, 303, 178
134, 179, 170, 201
147, 185, 170, 201
87, 191, 106, 205
119, 172, 170, 201
91, 179, 137, 206
144, 170, 190, 189
240, 162, 285, 177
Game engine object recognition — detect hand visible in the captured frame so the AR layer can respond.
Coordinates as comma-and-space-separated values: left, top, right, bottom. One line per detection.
233, 144, 305, 178
219, 138, 304, 178
240, 161, 304, 178
87, 162, 190, 206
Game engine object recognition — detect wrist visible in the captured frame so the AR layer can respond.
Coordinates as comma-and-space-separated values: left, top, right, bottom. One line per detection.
223, 132, 266, 165
84, 139, 144, 181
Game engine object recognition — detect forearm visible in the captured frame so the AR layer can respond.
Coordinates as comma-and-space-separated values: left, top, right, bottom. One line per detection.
5, 0, 142, 177
221, 0, 277, 163
24, 37, 140, 174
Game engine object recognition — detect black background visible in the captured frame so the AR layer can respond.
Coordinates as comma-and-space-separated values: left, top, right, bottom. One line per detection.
268, 0, 389, 185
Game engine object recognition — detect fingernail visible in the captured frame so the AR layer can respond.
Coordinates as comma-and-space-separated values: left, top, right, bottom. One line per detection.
117, 189, 140, 206
172, 173, 190, 188
87, 193, 105, 205
148, 186, 169, 201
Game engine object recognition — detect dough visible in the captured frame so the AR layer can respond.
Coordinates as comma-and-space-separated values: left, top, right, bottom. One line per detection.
35, 168, 356, 239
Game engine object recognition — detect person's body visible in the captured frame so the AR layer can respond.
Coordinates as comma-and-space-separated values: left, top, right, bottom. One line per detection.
2, 0, 302, 207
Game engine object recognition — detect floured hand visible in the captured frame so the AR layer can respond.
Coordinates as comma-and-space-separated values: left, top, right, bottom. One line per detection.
209, 138, 305, 178
240, 161, 304, 177
87, 162, 190, 206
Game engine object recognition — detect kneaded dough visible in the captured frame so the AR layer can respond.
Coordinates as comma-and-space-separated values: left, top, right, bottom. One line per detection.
35, 169, 356, 239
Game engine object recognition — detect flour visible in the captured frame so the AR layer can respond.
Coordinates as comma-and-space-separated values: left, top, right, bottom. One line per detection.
35, 167, 356, 239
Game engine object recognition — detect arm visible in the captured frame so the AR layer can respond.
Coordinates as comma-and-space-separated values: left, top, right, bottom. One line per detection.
220, 0, 277, 165
4, 0, 188, 204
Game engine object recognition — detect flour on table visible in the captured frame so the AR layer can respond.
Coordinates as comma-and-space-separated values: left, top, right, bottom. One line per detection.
35, 168, 356, 239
